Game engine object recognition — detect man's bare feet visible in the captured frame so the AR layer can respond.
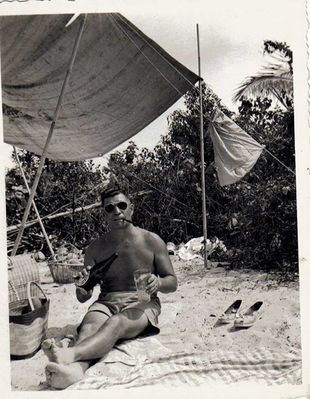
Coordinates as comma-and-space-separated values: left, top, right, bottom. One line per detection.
45, 362, 84, 389
42, 338, 56, 362
42, 338, 76, 364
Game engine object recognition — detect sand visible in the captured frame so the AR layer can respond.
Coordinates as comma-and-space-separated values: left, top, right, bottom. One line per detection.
10, 256, 301, 390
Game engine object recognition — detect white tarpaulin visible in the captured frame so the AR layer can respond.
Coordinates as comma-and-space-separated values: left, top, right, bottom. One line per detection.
1, 13, 199, 161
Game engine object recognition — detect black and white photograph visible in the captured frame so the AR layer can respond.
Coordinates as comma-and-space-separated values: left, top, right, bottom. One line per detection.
0, 1, 309, 397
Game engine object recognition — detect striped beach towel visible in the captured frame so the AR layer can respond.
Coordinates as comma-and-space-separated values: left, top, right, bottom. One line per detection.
68, 337, 301, 390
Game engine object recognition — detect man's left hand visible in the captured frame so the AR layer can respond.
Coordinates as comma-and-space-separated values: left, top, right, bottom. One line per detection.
146, 274, 161, 295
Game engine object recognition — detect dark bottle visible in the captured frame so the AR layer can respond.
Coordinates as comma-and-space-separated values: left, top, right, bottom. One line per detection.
74, 252, 118, 292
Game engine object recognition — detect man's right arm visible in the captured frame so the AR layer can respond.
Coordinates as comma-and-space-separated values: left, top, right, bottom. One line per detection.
75, 244, 95, 303
147, 232, 177, 295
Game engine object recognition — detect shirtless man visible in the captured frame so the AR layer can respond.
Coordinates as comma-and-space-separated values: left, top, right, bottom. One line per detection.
43, 187, 177, 389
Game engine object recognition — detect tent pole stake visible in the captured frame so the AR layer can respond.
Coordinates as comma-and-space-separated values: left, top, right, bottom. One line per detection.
11, 14, 87, 256
196, 24, 208, 268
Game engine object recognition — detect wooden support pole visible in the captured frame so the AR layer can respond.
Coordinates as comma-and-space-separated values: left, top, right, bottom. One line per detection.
11, 14, 87, 256
13, 147, 55, 257
196, 24, 208, 268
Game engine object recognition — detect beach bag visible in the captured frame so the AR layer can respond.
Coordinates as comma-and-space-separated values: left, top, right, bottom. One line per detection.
9, 281, 50, 360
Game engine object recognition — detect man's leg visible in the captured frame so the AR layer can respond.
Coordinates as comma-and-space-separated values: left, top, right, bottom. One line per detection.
43, 310, 110, 360
46, 308, 149, 365
45, 310, 110, 389
77, 309, 112, 343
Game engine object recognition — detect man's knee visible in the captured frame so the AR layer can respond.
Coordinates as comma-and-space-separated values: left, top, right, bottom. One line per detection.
103, 314, 128, 338
106, 310, 148, 339
78, 311, 109, 341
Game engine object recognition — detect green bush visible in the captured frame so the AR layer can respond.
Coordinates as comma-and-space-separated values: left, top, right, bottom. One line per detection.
107, 84, 297, 273
6, 153, 107, 253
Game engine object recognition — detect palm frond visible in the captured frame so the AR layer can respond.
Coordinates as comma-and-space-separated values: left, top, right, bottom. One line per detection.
233, 52, 293, 107
234, 75, 293, 101
233, 74, 293, 102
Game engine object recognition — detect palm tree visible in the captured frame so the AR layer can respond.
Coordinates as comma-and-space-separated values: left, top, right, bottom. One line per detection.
233, 49, 293, 111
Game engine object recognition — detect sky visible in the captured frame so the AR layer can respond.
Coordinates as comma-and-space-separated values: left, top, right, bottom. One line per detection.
0, 0, 300, 168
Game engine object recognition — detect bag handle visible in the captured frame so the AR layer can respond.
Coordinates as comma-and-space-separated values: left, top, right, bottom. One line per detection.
7, 256, 13, 270
58, 242, 80, 253
26, 281, 47, 311
7, 258, 21, 301
8, 280, 20, 301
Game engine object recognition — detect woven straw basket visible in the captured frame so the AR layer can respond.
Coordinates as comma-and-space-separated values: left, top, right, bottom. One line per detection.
9, 281, 49, 360
48, 243, 84, 284
48, 260, 84, 284
8, 254, 40, 303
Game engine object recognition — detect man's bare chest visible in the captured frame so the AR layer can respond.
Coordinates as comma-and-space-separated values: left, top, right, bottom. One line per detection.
94, 235, 153, 264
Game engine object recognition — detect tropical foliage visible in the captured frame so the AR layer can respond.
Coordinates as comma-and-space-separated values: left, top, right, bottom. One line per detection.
233, 41, 293, 111
105, 81, 297, 273
6, 155, 106, 254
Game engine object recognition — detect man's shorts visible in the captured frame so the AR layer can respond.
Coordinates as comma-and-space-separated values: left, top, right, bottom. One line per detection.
86, 291, 161, 336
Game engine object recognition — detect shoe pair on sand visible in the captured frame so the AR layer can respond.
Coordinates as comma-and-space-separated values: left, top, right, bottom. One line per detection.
218, 300, 263, 328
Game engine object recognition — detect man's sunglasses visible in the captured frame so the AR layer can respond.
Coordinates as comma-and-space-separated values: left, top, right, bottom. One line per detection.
104, 201, 128, 213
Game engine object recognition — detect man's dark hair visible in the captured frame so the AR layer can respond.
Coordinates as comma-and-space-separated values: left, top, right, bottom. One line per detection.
100, 187, 129, 206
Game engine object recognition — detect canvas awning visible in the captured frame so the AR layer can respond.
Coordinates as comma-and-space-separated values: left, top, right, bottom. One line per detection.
1, 13, 199, 161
